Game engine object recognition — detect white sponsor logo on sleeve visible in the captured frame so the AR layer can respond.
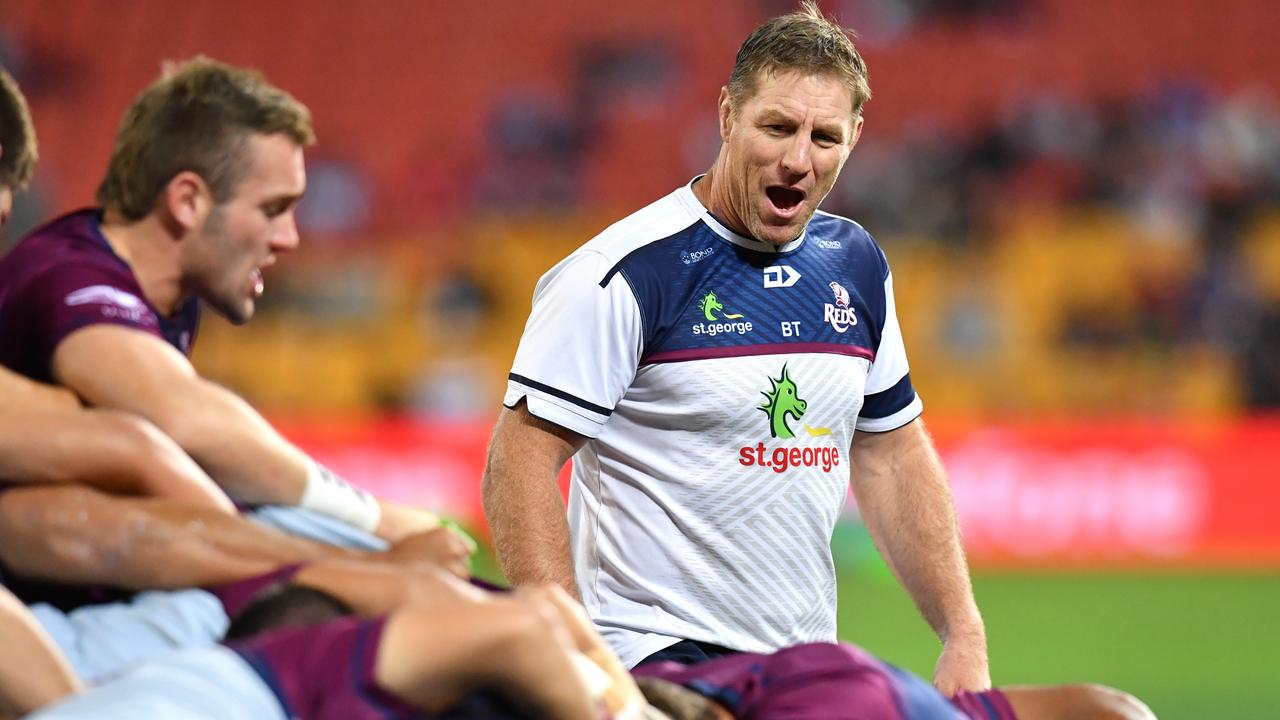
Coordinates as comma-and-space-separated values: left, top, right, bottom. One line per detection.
65, 285, 145, 309
64, 285, 153, 324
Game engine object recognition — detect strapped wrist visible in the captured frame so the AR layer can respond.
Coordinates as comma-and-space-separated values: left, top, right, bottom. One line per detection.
298, 458, 382, 533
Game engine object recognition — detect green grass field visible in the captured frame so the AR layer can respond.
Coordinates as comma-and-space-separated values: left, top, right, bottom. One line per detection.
832, 528, 1280, 720
471, 524, 1280, 720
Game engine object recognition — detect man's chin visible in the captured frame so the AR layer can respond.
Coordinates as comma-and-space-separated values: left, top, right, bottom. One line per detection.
752, 207, 813, 245
210, 299, 254, 326
753, 220, 806, 246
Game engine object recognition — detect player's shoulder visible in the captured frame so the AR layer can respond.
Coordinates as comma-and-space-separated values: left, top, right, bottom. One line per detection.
809, 210, 886, 259
581, 184, 705, 264
543, 184, 706, 288
806, 209, 893, 288
2, 209, 128, 279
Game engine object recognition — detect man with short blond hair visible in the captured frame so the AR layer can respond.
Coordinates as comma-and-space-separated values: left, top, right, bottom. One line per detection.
0, 57, 431, 541
484, 2, 989, 694
97, 56, 315, 226
1, 63, 232, 508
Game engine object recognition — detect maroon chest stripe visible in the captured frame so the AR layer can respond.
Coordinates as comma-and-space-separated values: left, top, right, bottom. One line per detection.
643, 342, 875, 365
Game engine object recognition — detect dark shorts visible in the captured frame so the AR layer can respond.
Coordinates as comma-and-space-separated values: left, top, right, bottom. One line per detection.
636, 639, 741, 667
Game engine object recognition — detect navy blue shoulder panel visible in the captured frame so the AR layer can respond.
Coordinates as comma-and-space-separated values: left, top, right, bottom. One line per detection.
599, 220, 742, 354
804, 212, 891, 341
603, 213, 894, 364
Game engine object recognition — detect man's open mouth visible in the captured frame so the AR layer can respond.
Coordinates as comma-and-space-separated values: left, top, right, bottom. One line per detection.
250, 268, 265, 298
766, 186, 805, 212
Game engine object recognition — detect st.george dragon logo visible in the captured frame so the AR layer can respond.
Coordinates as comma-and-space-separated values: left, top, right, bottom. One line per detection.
692, 290, 753, 336
738, 364, 841, 473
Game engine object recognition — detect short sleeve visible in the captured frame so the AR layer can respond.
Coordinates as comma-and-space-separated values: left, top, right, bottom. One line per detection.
505, 250, 643, 438
857, 271, 923, 432
24, 263, 164, 364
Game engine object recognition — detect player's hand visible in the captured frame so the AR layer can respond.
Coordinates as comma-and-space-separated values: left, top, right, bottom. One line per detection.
386, 526, 473, 578
933, 631, 991, 696
373, 499, 442, 542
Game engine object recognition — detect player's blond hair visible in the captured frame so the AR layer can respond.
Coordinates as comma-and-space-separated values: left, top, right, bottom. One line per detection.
97, 56, 315, 220
0, 65, 38, 191
728, 0, 871, 118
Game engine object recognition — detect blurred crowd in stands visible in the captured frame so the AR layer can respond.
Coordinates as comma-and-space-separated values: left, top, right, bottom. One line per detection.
831, 83, 1280, 412
4, 0, 1279, 416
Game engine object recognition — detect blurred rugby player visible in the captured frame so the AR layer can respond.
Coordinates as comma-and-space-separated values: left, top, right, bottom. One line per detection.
0, 57, 434, 542
0, 64, 469, 711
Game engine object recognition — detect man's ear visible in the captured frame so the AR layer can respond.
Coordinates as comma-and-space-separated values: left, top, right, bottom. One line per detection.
718, 87, 734, 143
160, 171, 212, 234
848, 115, 865, 150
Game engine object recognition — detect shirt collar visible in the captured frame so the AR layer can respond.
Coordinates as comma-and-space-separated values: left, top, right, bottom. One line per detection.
676, 176, 806, 255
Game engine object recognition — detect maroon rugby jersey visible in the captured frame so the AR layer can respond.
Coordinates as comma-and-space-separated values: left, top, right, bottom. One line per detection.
633, 642, 1017, 720
227, 616, 423, 720
229, 613, 560, 720
0, 209, 199, 382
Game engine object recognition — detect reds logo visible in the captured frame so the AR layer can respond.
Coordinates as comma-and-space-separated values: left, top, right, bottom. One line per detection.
828, 281, 850, 308
823, 281, 857, 333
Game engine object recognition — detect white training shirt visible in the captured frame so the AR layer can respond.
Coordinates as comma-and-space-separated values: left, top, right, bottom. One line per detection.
505, 180, 921, 667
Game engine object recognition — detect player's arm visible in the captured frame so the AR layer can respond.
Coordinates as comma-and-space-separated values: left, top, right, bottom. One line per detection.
0, 366, 79, 412
0, 586, 82, 718
51, 324, 434, 541
0, 483, 472, 591
0, 365, 232, 509
0, 485, 406, 589
289, 557, 483, 618
849, 417, 989, 695
482, 400, 586, 598
0, 409, 234, 511
375, 594, 600, 720
518, 584, 647, 718
1000, 684, 1156, 720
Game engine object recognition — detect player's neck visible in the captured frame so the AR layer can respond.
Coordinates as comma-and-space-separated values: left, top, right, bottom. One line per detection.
695, 161, 752, 242
98, 210, 186, 317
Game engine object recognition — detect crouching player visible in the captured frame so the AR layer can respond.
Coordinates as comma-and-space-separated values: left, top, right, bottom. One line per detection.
28, 560, 650, 720
26, 558, 1153, 720
636, 643, 1156, 720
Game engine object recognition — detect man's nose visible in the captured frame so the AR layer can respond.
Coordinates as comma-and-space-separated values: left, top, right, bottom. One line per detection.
272, 212, 300, 251
780, 135, 812, 178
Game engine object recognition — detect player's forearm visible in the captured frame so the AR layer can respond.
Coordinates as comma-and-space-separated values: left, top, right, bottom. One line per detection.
152, 381, 414, 539
51, 329, 309, 506
378, 598, 598, 720
151, 378, 310, 505
0, 487, 358, 589
293, 560, 481, 617
0, 408, 233, 512
483, 468, 578, 595
523, 585, 645, 717
851, 420, 985, 643
0, 367, 80, 414
482, 406, 582, 597
0, 587, 82, 716
0, 487, 275, 588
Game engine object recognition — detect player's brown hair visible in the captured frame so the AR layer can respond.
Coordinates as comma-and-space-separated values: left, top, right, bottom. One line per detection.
0, 65, 38, 191
225, 585, 353, 641
727, 0, 871, 119
96, 56, 315, 220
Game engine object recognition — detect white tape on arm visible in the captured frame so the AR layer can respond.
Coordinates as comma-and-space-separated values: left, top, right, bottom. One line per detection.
298, 458, 382, 533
